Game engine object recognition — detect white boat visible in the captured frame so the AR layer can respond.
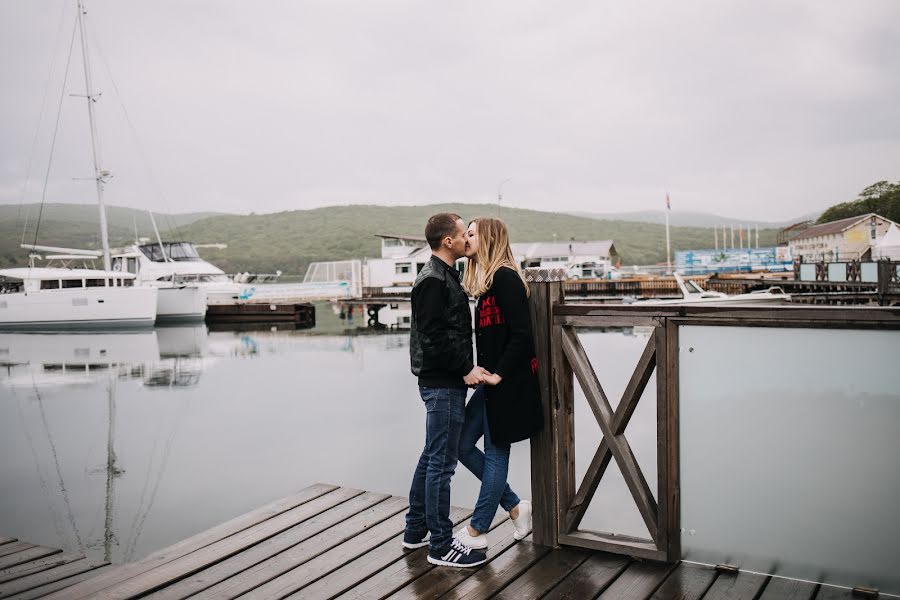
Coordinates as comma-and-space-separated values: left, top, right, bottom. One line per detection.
112, 241, 245, 307
0, 268, 157, 330
112, 245, 209, 321
628, 273, 791, 306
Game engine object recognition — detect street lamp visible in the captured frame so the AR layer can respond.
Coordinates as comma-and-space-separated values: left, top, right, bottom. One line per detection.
497, 177, 511, 217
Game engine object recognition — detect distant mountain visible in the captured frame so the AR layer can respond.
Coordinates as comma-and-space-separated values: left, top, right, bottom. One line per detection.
568, 209, 821, 228
1, 202, 783, 274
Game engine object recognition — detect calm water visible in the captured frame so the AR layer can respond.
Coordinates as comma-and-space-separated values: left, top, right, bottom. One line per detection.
0, 302, 655, 565
5, 303, 893, 594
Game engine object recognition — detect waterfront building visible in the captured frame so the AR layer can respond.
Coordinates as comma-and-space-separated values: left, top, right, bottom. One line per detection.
786, 213, 898, 262
360, 235, 619, 288
676, 246, 793, 275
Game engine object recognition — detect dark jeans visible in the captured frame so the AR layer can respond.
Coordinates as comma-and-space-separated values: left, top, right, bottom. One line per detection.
459, 385, 521, 533
406, 386, 467, 551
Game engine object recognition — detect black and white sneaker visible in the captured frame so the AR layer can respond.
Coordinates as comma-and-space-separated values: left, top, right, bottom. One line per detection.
427, 538, 487, 568
401, 529, 430, 549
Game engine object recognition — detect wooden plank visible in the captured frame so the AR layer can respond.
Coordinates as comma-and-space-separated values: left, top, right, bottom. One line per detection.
97, 487, 376, 600
245, 499, 418, 599
553, 303, 900, 323
0, 557, 109, 597
541, 552, 631, 599
0, 539, 16, 547
758, 577, 818, 600
557, 315, 664, 328
662, 319, 680, 561
302, 507, 472, 600
558, 531, 664, 562
433, 538, 551, 600
0, 544, 34, 560
0, 547, 61, 571
380, 519, 519, 600
703, 570, 770, 600
615, 331, 657, 436
552, 318, 575, 540
7, 564, 114, 600
140, 489, 386, 600
595, 559, 675, 599
649, 562, 717, 599
528, 280, 560, 547
0, 553, 83, 584
491, 546, 591, 599
42, 482, 339, 600
191, 496, 408, 600
561, 326, 659, 544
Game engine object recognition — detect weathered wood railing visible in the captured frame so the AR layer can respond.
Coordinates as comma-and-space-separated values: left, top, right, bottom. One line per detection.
525, 267, 900, 567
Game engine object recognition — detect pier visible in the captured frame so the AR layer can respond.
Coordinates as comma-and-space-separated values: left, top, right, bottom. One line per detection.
0, 485, 881, 599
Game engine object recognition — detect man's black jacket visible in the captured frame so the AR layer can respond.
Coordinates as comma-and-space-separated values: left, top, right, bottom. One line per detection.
409, 255, 473, 388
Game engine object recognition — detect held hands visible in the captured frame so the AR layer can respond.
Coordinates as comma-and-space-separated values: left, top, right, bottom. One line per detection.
482, 371, 503, 386
463, 366, 503, 387
463, 366, 486, 387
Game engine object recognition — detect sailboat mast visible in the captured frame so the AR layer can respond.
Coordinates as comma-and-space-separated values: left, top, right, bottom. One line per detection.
76, 0, 111, 270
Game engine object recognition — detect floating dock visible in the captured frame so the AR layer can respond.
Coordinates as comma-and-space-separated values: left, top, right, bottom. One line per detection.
205, 302, 315, 327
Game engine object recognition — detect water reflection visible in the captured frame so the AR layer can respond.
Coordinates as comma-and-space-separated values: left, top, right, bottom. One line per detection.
0, 320, 646, 568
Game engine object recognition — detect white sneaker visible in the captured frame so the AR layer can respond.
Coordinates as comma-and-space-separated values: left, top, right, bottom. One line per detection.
511, 500, 532, 540
453, 525, 488, 549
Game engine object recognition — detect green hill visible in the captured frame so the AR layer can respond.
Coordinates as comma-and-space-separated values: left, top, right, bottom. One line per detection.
1, 202, 780, 275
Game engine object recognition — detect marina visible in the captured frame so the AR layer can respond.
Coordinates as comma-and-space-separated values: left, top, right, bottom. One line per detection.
2, 275, 898, 597
2, 1, 899, 597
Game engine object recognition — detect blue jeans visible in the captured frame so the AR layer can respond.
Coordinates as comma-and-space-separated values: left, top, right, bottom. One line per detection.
406, 386, 467, 551
458, 385, 521, 533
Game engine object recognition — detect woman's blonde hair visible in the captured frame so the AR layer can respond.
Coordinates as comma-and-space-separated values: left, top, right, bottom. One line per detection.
463, 217, 530, 298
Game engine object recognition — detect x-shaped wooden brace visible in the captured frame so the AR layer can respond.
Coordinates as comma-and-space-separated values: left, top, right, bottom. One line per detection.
560, 325, 659, 544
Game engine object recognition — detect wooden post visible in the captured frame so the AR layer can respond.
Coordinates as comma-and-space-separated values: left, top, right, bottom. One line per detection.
877, 261, 891, 306
526, 268, 566, 547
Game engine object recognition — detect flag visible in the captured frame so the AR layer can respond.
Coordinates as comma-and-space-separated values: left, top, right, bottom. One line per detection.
666, 193, 671, 210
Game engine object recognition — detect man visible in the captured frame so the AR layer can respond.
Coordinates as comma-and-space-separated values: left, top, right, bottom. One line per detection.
403, 213, 487, 568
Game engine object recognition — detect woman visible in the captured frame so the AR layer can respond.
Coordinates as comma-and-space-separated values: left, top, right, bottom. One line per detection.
455, 217, 544, 549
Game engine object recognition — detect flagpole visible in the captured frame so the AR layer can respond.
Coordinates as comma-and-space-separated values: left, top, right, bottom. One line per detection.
665, 193, 672, 275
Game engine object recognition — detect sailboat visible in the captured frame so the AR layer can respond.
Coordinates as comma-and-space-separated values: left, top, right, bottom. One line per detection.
0, 0, 158, 329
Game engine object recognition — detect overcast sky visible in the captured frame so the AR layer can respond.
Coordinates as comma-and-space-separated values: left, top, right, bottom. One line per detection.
1, 1, 898, 221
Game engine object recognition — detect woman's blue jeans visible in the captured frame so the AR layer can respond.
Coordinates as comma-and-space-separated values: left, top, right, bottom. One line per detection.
458, 385, 521, 533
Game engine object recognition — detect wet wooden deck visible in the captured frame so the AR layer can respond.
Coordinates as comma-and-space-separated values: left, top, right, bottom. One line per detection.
1, 484, 866, 599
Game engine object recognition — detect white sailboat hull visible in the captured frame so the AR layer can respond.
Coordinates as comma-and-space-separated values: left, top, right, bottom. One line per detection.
156, 286, 207, 321
0, 287, 158, 330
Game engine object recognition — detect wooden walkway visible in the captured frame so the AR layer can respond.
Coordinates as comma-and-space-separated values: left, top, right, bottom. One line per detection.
0, 537, 110, 599
1, 484, 867, 599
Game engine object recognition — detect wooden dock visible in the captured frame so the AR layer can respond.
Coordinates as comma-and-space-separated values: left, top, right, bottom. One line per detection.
0, 537, 110, 599
2, 484, 868, 599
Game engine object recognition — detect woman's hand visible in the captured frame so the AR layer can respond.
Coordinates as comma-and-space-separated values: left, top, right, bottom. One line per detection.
482, 371, 503, 386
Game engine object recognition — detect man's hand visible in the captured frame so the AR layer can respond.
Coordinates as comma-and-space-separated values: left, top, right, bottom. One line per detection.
482, 371, 503, 386
463, 366, 485, 387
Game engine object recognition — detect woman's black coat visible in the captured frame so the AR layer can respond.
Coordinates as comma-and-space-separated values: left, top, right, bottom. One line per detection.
475, 267, 544, 445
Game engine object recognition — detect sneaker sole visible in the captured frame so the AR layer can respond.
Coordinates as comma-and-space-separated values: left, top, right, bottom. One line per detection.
513, 530, 530, 541
426, 555, 487, 568
401, 540, 430, 549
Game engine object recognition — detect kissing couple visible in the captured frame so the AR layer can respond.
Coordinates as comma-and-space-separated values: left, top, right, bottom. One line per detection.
403, 212, 544, 567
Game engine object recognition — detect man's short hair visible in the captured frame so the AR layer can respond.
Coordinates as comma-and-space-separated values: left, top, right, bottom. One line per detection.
425, 213, 462, 249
